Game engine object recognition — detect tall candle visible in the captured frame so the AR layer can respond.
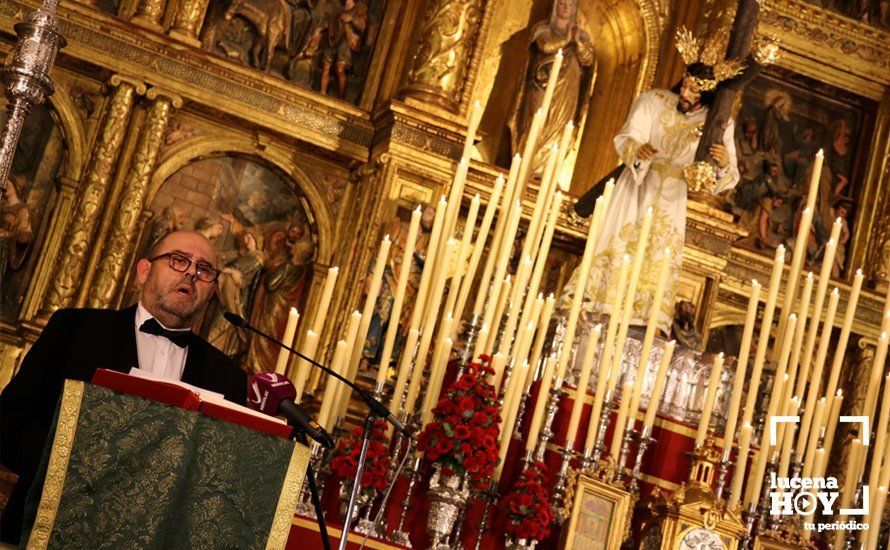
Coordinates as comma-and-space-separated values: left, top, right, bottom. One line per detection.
476, 159, 520, 318
481, 201, 521, 341
795, 218, 843, 399
474, 324, 490, 363
348, 235, 392, 384
443, 195, 482, 322
742, 245, 786, 427
787, 272, 815, 401
495, 362, 530, 480
628, 247, 672, 422
515, 109, 546, 210
643, 340, 677, 430
724, 280, 761, 449
776, 205, 815, 358
554, 193, 611, 383
317, 340, 348, 431
518, 191, 564, 344
802, 397, 827, 478
610, 382, 634, 461
601, 255, 633, 392
765, 315, 798, 425
499, 256, 534, 358
391, 328, 420, 412
728, 422, 753, 510
839, 439, 864, 513
409, 196, 447, 332
821, 389, 844, 464
566, 324, 602, 448
695, 353, 725, 447
610, 208, 654, 399
490, 352, 507, 389
461, 100, 483, 161
867, 486, 888, 549
484, 275, 512, 354
797, 288, 840, 456
293, 329, 319, 401
414, 239, 457, 378
275, 307, 300, 375
526, 293, 556, 383
311, 267, 339, 334
421, 336, 454, 426
863, 331, 889, 422
334, 311, 364, 420
779, 395, 801, 477
376, 208, 422, 392
454, 175, 505, 328
823, 268, 864, 407
526, 356, 556, 452
868, 373, 890, 498
518, 144, 560, 274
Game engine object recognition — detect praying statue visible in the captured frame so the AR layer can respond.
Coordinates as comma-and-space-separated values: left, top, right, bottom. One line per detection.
507, 0, 595, 175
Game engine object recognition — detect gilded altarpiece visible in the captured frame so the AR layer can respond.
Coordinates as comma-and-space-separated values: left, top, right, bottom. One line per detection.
0, 0, 887, 432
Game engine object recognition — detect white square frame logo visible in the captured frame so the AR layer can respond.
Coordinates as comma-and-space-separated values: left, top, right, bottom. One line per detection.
769, 415, 869, 516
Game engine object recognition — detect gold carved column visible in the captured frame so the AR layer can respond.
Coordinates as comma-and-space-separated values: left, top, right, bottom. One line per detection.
88, 89, 182, 309
402, 0, 486, 110
42, 76, 146, 314
168, 0, 211, 46
131, 0, 166, 32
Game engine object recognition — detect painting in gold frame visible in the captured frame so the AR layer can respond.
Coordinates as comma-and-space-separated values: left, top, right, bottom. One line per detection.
560, 473, 631, 550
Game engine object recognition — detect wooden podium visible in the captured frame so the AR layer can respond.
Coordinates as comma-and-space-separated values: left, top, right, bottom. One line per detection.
21, 375, 310, 549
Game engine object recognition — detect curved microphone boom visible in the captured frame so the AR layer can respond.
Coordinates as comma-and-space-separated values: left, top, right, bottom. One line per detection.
224, 312, 414, 440
248, 372, 334, 449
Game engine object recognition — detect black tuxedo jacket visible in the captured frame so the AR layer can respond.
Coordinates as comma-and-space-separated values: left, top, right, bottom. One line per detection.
0, 305, 247, 542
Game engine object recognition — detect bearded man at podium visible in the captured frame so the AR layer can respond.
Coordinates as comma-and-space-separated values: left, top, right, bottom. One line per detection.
0, 230, 248, 544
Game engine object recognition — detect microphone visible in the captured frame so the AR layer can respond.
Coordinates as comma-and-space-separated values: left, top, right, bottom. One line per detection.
248, 372, 334, 449
225, 312, 415, 440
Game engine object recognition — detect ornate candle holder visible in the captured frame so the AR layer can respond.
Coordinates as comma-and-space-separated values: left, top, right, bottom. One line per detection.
593, 394, 617, 459
0, 0, 66, 191
614, 426, 636, 485
389, 453, 422, 548
456, 314, 481, 378
630, 425, 656, 495
551, 445, 576, 523
714, 448, 732, 501
534, 382, 566, 462
512, 393, 530, 439
474, 481, 499, 550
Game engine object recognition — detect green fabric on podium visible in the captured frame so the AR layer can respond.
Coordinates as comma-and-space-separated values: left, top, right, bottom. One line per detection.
21, 381, 308, 550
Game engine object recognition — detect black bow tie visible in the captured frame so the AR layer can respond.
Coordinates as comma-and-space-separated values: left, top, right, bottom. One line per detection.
139, 318, 193, 348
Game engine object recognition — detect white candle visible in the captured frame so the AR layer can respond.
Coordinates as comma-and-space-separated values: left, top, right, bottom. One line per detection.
347, 235, 392, 386
442, 194, 481, 323
566, 324, 602, 449
293, 329, 318, 402
311, 266, 339, 335
526, 293, 556, 384
741, 245, 785, 427
825, 269, 864, 412
610, 382, 635, 461
317, 340, 348, 431
643, 340, 676, 431
391, 328, 420, 412
275, 307, 300, 375
695, 353, 725, 447
526, 357, 556, 452
728, 422, 753, 510
787, 272, 814, 402
724, 280, 761, 451
476, 159, 520, 318
376, 207, 422, 390
797, 288, 840, 456
334, 311, 363, 420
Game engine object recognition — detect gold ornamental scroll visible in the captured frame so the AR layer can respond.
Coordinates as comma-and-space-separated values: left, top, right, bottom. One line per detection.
131, 0, 166, 31
89, 89, 182, 309
402, 0, 485, 110
169, 0, 212, 46
42, 76, 145, 314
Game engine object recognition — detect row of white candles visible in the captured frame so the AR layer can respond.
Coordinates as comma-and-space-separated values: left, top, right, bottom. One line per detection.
267, 64, 890, 543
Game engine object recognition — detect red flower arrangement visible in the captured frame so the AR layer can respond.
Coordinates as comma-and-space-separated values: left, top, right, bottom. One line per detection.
331, 419, 391, 492
500, 461, 554, 541
418, 356, 501, 488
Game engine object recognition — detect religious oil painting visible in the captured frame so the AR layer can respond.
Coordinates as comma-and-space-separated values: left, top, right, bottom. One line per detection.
729, 67, 875, 278
199, 0, 386, 103
131, 157, 316, 373
0, 103, 66, 321
562, 474, 629, 549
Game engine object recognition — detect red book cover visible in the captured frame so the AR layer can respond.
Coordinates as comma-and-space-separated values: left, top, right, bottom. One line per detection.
92, 369, 201, 410
91, 369, 291, 438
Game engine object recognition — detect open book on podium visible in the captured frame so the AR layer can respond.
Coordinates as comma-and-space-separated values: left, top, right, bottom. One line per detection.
21, 371, 310, 550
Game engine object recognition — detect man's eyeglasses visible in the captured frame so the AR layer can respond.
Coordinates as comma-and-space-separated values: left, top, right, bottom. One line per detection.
148, 252, 220, 283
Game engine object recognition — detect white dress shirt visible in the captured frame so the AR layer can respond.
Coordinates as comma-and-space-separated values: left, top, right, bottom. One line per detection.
133, 303, 189, 381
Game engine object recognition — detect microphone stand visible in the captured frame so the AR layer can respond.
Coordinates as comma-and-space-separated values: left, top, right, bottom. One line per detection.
228, 313, 412, 550
292, 429, 332, 550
